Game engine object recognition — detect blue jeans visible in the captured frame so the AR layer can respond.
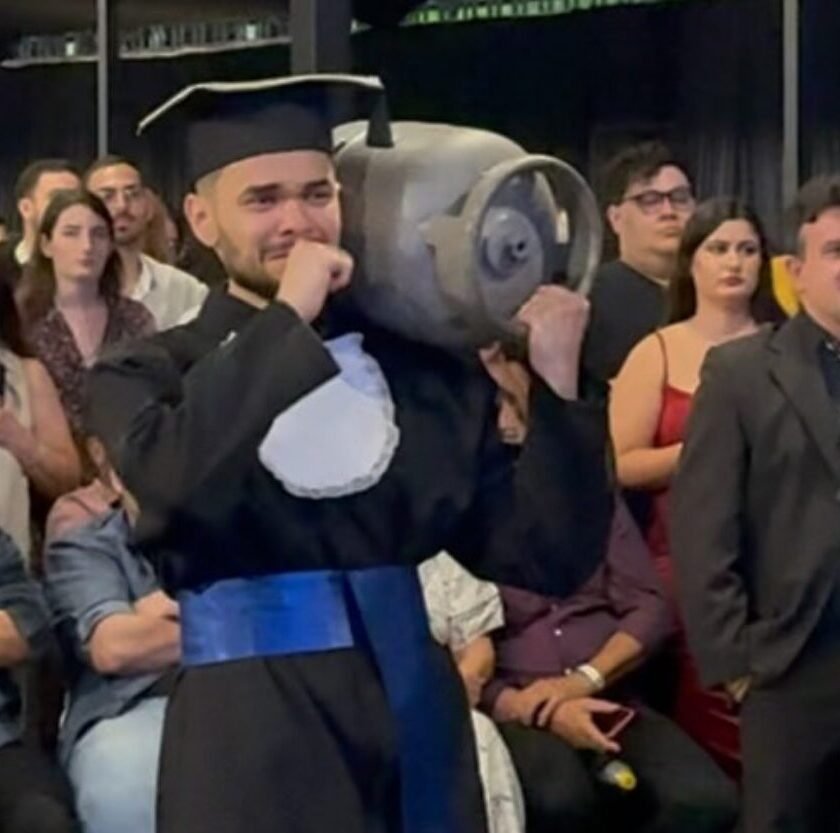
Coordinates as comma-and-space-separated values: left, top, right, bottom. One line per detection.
66, 697, 166, 833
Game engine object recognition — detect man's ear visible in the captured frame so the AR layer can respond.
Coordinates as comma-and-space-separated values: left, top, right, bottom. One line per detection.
785, 252, 804, 295
184, 191, 220, 249
18, 197, 34, 227
606, 204, 623, 238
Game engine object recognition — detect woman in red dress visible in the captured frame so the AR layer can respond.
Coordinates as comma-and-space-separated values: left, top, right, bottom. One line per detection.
609, 197, 784, 779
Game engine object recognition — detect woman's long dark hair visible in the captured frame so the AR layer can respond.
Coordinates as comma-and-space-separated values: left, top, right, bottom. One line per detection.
667, 197, 785, 324
19, 189, 121, 325
0, 277, 31, 357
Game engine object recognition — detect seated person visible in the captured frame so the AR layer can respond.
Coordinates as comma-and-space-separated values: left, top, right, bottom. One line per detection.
44, 435, 178, 833
478, 345, 738, 833
419, 552, 525, 833
0, 528, 79, 833
0, 275, 80, 564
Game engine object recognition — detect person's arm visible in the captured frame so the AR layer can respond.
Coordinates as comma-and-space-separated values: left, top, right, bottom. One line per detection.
610, 335, 681, 490
450, 371, 613, 599
0, 531, 52, 667
490, 686, 535, 724
0, 360, 81, 498
44, 515, 176, 677
670, 347, 750, 687
489, 680, 621, 757
0, 612, 30, 666
89, 302, 339, 548
589, 632, 645, 687
587, 499, 671, 685
87, 597, 180, 676
88, 243, 354, 552
450, 286, 614, 599
455, 636, 495, 707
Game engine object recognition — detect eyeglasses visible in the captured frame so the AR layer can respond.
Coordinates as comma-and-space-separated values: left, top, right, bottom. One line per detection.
622, 186, 695, 215
94, 186, 145, 206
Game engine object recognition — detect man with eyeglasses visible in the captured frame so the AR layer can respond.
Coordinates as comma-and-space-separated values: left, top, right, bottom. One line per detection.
584, 141, 695, 382
85, 157, 208, 330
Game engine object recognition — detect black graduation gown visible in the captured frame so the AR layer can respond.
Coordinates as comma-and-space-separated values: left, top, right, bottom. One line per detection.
89, 290, 613, 833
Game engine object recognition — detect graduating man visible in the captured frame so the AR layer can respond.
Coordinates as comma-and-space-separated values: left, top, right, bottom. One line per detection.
87, 75, 613, 833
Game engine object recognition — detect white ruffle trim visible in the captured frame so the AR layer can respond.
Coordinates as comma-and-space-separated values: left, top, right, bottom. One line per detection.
258, 333, 400, 499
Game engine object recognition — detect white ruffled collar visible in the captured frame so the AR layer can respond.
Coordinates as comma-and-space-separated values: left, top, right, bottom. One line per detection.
258, 333, 400, 499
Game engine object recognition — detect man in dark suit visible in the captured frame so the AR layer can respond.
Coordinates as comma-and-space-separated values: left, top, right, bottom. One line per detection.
671, 174, 840, 833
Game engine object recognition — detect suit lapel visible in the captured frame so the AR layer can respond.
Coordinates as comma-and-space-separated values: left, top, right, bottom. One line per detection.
768, 315, 840, 484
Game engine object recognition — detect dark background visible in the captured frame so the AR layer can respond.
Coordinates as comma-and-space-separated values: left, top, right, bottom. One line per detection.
0, 0, 834, 246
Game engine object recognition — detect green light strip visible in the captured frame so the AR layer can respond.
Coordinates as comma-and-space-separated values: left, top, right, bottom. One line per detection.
405, 0, 685, 26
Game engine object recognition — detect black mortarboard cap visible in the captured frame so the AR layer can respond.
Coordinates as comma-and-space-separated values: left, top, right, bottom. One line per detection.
138, 74, 393, 185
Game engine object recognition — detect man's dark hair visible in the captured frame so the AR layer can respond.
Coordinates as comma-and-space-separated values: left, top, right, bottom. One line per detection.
14, 158, 80, 202
84, 154, 142, 186
790, 175, 840, 253
599, 141, 690, 208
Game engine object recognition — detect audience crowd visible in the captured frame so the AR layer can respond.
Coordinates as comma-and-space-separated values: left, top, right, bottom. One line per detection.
0, 136, 832, 833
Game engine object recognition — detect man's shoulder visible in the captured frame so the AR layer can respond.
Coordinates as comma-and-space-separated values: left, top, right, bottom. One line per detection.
594, 259, 634, 280
592, 260, 657, 292
143, 255, 207, 292
100, 314, 211, 378
47, 482, 118, 543
589, 260, 663, 321
707, 324, 777, 371
47, 507, 129, 563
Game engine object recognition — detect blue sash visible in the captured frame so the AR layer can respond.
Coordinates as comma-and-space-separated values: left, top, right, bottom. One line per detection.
179, 567, 464, 833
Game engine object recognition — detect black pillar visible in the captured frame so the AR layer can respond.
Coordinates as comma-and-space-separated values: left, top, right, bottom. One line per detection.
96, 0, 121, 156
290, 0, 353, 74
782, 0, 800, 209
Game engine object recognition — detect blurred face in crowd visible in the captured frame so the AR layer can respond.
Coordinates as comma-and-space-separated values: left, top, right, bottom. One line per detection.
19, 170, 81, 239
87, 163, 149, 248
185, 150, 341, 299
790, 207, 840, 336
479, 344, 530, 446
41, 203, 113, 286
607, 165, 695, 263
691, 219, 762, 311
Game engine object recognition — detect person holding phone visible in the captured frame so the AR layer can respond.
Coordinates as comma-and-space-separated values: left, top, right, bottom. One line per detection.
479, 346, 738, 833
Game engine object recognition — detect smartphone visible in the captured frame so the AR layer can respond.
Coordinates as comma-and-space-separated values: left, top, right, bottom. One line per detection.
593, 706, 636, 739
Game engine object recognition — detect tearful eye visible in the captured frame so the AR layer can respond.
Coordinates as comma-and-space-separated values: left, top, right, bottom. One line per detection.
303, 187, 336, 206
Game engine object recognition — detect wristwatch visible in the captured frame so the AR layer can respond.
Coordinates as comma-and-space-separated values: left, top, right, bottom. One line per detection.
574, 663, 606, 692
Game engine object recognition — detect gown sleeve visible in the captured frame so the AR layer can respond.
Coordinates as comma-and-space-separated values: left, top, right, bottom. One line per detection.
87, 301, 338, 546
448, 377, 615, 600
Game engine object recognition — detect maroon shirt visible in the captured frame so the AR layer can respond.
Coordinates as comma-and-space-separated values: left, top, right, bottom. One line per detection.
482, 499, 671, 711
